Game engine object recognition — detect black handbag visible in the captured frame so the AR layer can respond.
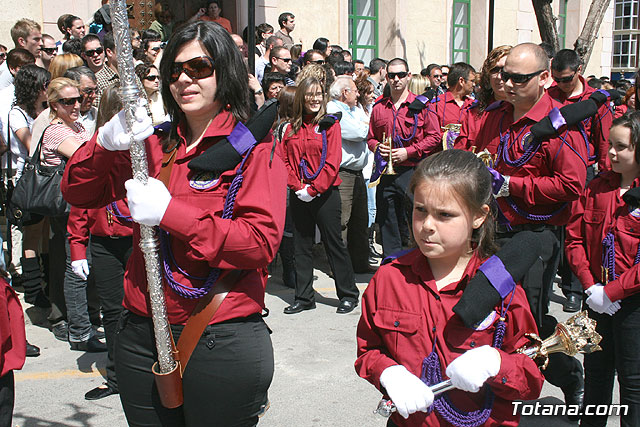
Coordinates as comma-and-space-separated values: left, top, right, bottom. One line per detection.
9, 123, 69, 219
4, 108, 40, 227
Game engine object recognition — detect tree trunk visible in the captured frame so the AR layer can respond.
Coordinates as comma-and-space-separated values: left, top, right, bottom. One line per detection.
574, 0, 612, 68
532, 0, 560, 53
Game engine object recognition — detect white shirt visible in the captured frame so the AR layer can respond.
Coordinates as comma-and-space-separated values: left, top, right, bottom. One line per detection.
0, 62, 12, 91
327, 100, 370, 171
4, 104, 32, 175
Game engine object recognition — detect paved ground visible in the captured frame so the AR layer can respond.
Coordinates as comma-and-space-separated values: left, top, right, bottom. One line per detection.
12, 246, 620, 427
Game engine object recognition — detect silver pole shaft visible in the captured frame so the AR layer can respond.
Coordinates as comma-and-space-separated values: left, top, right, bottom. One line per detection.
109, 0, 176, 374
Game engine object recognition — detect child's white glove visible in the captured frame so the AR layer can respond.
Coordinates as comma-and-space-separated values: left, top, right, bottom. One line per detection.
586, 284, 621, 315
98, 101, 154, 151
379, 365, 434, 419
295, 185, 315, 202
125, 177, 171, 226
71, 259, 89, 280
446, 345, 501, 393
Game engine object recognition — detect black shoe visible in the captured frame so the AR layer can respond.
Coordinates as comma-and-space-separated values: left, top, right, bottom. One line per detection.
51, 320, 68, 342
563, 294, 581, 313
562, 381, 585, 421
283, 301, 316, 314
70, 336, 107, 353
26, 341, 40, 357
85, 383, 118, 400
336, 299, 358, 314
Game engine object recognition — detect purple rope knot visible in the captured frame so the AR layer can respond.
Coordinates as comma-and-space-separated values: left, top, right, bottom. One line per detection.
159, 145, 256, 299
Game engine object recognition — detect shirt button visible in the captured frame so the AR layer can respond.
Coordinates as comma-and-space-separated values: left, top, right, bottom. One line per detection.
432, 327, 436, 332
435, 295, 441, 301
502, 376, 507, 384
470, 341, 476, 348
394, 320, 400, 327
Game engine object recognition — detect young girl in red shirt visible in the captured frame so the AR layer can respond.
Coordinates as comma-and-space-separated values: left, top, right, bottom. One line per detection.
356, 149, 544, 426
565, 111, 640, 426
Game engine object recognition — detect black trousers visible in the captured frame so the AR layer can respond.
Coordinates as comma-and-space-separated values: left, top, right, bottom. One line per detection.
115, 311, 273, 427
290, 186, 358, 304
581, 294, 640, 427
376, 167, 414, 258
90, 235, 132, 390
338, 169, 370, 272
497, 227, 583, 392
0, 372, 13, 427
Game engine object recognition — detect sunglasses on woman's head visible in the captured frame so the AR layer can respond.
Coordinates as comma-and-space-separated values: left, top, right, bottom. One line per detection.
57, 96, 83, 106
144, 75, 160, 82
169, 56, 215, 83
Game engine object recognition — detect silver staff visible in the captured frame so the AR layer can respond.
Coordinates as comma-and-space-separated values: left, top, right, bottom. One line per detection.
110, 0, 176, 374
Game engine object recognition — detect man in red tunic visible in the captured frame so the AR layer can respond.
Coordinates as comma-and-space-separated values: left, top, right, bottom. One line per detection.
431, 62, 476, 131
464, 43, 588, 412
367, 58, 440, 258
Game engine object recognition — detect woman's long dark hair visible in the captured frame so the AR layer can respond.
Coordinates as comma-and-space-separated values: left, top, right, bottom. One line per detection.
14, 64, 50, 119
160, 21, 250, 144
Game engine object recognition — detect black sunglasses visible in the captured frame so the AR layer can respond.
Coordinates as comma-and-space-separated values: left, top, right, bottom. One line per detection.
57, 96, 83, 106
310, 59, 325, 65
552, 71, 577, 83
277, 57, 292, 63
144, 75, 160, 82
84, 47, 104, 57
500, 69, 545, 84
41, 47, 57, 55
169, 56, 215, 83
82, 87, 97, 96
151, 46, 161, 52
388, 71, 408, 80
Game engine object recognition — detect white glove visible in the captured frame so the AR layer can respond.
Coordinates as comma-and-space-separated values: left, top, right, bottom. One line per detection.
71, 259, 89, 280
125, 177, 172, 226
295, 185, 315, 202
98, 100, 154, 151
446, 345, 501, 393
586, 284, 620, 315
379, 365, 434, 419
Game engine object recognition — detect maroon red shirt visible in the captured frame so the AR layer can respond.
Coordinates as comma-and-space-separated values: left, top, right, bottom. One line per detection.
458, 94, 588, 226
281, 116, 342, 196
431, 90, 475, 130
547, 76, 613, 171
67, 200, 134, 261
367, 92, 441, 165
565, 172, 640, 301
356, 249, 544, 427
61, 111, 288, 324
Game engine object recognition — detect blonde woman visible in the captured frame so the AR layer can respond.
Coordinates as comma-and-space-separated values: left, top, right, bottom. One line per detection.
48, 53, 83, 80
408, 74, 429, 95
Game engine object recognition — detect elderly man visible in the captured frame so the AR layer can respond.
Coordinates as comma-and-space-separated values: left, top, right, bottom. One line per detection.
327, 76, 372, 273
458, 42, 587, 413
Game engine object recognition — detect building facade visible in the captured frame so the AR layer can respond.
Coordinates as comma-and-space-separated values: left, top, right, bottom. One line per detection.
0, 0, 617, 78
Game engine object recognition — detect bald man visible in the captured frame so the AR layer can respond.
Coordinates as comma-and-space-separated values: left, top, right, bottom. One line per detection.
461, 43, 587, 411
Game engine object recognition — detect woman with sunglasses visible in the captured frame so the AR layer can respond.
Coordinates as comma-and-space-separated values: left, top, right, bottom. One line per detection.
44, 77, 103, 353
61, 21, 286, 425
455, 45, 511, 151
281, 77, 359, 315
135, 63, 168, 125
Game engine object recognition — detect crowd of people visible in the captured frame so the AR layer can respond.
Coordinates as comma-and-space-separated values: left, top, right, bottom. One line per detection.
0, 1, 637, 426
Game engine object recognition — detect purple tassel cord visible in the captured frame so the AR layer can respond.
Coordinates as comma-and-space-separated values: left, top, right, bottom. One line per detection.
106, 202, 132, 222
299, 130, 328, 181
602, 231, 640, 283
159, 146, 255, 299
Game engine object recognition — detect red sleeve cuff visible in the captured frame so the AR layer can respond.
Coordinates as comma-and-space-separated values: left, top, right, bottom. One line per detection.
405, 145, 418, 158
307, 186, 318, 197
604, 280, 625, 302
508, 176, 524, 196
69, 244, 87, 262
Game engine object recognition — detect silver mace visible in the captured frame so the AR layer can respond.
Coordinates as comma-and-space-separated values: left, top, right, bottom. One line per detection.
375, 310, 602, 417
109, 0, 177, 374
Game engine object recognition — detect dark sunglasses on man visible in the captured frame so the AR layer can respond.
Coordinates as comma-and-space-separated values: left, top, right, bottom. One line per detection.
388, 71, 408, 80
169, 56, 215, 83
151, 47, 162, 52
500, 69, 545, 84
41, 47, 57, 55
310, 59, 325, 65
84, 47, 104, 57
552, 71, 577, 83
